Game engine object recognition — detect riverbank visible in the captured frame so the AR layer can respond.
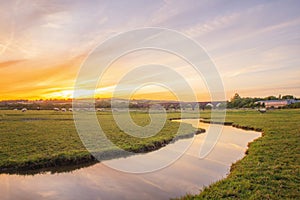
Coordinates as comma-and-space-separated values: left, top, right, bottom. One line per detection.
0, 119, 262, 200
179, 109, 300, 199
1, 109, 299, 199
0, 110, 203, 174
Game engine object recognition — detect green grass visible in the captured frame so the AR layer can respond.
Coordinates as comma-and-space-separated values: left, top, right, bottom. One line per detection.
180, 109, 300, 199
0, 109, 299, 199
0, 110, 198, 173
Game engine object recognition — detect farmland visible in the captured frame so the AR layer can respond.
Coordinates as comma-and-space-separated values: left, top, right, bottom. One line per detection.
0, 110, 198, 173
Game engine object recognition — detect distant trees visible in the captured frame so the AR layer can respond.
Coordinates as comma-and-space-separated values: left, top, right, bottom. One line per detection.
226, 93, 299, 109
95, 100, 111, 108
227, 93, 263, 108
0, 94, 298, 110
284, 102, 300, 108
0, 102, 73, 110
282, 95, 294, 100
265, 96, 278, 100
262, 95, 294, 100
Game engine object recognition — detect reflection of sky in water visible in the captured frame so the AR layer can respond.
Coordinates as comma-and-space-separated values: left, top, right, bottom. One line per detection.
0, 120, 261, 200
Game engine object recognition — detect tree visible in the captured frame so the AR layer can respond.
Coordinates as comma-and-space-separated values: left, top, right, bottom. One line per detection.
231, 93, 242, 108
232, 93, 241, 101
282, 95, 294, 100
265, 96, 278, 100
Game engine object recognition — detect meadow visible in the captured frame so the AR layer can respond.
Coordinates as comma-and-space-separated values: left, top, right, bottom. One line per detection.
181, 109, 300, 199
0, 109, 299, 199
0, 110, 199, 173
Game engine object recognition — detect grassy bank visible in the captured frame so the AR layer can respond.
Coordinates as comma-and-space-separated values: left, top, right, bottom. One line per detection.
181, 109, 300, 199
1, 109, 299, 198
0, 110, 200, 173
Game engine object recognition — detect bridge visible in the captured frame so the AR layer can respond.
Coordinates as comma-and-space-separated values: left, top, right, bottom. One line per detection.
135, 101, 227, 110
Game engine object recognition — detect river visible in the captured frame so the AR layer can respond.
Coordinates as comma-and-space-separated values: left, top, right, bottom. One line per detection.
0, 119, 261, 200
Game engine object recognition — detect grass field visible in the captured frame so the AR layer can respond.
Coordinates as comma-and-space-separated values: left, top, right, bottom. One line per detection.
0, 109, 299, 199
0, 110, 198, 173
180, 109, 300, 199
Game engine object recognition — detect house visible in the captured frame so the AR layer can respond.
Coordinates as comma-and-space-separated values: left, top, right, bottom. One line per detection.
256, 99, 300, 108
264, 100, 288, 108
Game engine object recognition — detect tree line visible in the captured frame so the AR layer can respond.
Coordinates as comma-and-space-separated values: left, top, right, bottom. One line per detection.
0, 94, 299, 110
226, 93, 300, 109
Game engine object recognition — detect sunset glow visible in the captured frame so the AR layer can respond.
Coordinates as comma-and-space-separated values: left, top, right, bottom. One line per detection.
1, 1, 299, 101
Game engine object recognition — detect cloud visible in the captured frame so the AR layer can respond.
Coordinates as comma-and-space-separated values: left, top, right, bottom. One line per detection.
226, 64, 275, 78
41, 22, 61, 29
184, 12, 240, 38
149, 0, 194, 26
0, 59, 26, 68
0, 1, 300, 99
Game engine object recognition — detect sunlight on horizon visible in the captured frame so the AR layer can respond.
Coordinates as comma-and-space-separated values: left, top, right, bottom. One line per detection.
0, 1, 299, 100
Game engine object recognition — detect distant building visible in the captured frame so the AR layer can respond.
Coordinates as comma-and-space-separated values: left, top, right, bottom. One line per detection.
265, 100, 288, 108
256, 99, 300, 108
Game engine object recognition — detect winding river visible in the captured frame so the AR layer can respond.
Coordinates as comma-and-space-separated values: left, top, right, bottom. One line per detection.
0, 119, 261, 200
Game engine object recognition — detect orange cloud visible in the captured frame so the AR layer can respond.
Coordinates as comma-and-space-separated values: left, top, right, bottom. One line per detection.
0, 55, 86, 100
0, 59, 27, 69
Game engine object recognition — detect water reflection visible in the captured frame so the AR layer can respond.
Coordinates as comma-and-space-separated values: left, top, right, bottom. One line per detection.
0, 120, 261, 200
2, 161, 98, 176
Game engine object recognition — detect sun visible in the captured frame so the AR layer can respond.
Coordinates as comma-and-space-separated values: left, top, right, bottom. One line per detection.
44, 90, 74, 99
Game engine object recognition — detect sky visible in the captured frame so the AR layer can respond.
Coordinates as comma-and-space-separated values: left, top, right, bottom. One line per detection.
0, 0, 299, 101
